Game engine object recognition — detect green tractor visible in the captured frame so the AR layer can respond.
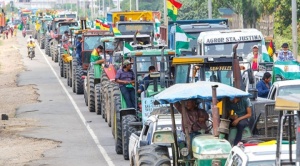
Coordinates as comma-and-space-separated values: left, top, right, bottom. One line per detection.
110, 48, 176, 160
37, 17, 52, 49
150, 82, 250, 166
99, 34, 153, 125
82, 32, 114, 112
59, 26, 81, 83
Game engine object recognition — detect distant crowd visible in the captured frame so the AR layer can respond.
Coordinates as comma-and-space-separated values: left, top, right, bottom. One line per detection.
0, 26, 17, 39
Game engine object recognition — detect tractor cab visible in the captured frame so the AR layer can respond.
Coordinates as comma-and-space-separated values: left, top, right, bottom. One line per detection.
81, 30, 114, 71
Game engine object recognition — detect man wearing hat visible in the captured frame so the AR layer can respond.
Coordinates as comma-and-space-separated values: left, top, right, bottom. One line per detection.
277, 43, 295, 61
115, 60, 136, 108
246, 45, 263, 71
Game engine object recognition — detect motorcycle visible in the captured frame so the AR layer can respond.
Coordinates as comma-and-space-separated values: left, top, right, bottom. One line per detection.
28, 47, 35, 60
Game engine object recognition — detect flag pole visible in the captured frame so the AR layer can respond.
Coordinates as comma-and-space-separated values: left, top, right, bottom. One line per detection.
174, 23, 177, 57
164, 0, 168, 46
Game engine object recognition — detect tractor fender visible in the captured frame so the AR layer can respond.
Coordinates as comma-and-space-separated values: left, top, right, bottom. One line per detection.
103, 64, 117, 81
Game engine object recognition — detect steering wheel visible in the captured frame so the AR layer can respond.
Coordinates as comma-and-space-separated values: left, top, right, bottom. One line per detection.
191, 119, 213, 134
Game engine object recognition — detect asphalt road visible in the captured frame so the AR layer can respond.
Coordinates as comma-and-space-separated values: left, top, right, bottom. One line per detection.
16, 35, 129, 166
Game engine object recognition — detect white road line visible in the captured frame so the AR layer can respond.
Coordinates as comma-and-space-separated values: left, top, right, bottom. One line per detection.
37, 46, 115, 166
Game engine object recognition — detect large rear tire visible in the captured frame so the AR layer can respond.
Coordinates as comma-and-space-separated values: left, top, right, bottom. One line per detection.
75, 66, 84, 94
100, 73, 109, 119
122, 115, 137, 160
106, 85, 112, 127
115, 95, 123, 154
95, 83, 101, 115
111, 84, 120, 137
88, 70, 95, 112
136, 145, 171, 166
72, 59, 77, 93
60, 59, 64, 77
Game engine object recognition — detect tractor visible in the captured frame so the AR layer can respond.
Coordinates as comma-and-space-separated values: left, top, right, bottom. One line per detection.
109, 48, 176, 160
44, 18, 75, 61
36, 17, 52, 49
99, 34, 153, 125
151, 82, 251, 166
64, 19, 89, 90
74, 30, 113, 96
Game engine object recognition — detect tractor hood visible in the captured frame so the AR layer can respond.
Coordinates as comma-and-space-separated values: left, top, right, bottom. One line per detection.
192, 135, 231, 164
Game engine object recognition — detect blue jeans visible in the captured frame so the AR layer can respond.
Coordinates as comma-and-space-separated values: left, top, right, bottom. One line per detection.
234, 119, 249, 145
120, 86, 135, 108
76, 53, 81, 66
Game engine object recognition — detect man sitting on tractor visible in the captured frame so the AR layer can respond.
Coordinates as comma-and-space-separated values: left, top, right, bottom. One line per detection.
62, 31, 70, 47
137, 65, 156, 93
277, 43, 295, 61
226, 97, 252, 145
174, 99, 209, 139
115, 60, 136, 108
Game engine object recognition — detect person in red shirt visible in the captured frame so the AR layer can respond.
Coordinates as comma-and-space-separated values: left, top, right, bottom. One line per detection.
246, 45, 263, 71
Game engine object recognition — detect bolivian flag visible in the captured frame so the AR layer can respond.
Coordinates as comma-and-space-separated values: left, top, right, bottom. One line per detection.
167, 0, 182, 21
267, 40, 274, 62
100, 22, 110, 31
95, 20, 101, 29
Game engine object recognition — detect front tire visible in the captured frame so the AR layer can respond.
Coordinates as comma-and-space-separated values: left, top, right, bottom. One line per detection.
136, 145, 171, 166
122, 114, 137, 160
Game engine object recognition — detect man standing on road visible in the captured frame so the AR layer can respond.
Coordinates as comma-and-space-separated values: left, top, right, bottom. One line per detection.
115, 60, 136, 108
277, 43, 295, 61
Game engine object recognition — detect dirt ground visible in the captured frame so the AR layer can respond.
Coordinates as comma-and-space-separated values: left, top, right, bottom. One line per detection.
0, 35, 60, 165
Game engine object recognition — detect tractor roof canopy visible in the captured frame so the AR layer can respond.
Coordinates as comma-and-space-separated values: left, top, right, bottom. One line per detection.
172, 55, 242, 65
275, 94, 300, 111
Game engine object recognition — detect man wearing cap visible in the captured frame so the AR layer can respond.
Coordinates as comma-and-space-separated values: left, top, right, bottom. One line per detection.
115, 60, 136, 108
277, 43, 295, 61
246, 45, 263, 71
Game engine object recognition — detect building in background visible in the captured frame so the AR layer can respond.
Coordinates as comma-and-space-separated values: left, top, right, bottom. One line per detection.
218, 7, 243, 29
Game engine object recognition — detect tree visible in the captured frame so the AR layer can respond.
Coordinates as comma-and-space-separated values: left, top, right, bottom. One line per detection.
213, 0, 261, 28
120, 0, 163, 11
177, 0, 208, 20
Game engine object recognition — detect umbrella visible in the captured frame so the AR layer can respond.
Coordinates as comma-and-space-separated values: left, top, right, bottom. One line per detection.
154, 81, 251, 104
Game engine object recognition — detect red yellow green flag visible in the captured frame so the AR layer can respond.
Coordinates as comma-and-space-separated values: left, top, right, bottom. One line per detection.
167, 0, 182, 21
95, 20, 101, 29
100, 22, 110, 31
267, 40, 274, 61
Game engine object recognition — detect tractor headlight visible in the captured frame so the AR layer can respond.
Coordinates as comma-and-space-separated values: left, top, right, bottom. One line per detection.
180, 147, 189, 157
211, 159, 221, 166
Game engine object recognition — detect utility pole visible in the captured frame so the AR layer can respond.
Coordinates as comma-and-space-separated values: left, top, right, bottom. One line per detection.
130, 0, 131, 11
163, 0, 168, 45
102, 0, 104, 17
292, 0, 298, 59
136, 0, 138, 10
208, 0, 212, 19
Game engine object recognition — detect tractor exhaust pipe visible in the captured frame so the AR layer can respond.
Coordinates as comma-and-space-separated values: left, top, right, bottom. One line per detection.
160, 47, 166, 88
232, 43, 242, 90
211, 85, 220, 137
